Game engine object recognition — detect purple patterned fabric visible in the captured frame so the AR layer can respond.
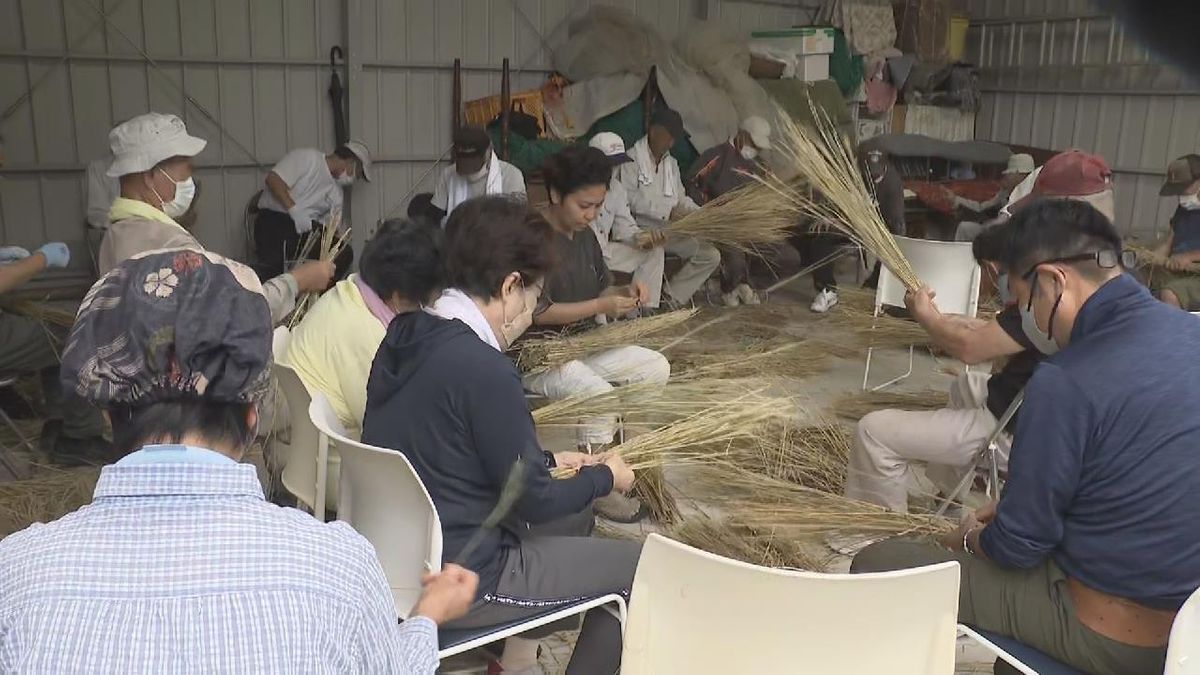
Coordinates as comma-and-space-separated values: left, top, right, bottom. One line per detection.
62, 248, 273, 406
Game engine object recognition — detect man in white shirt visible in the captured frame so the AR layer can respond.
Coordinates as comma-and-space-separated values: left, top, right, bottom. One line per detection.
429, 126, 526, 223
587, 132, 668, 308
254, 140, 371, 281
617, 109, 720, 307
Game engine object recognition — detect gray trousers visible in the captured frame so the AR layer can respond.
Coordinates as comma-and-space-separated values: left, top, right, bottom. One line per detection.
661, 233, 721, 304
852, 538, 1167, 675
717, 245, 749, 293
444, 510, 642, 675
0, 312, 103, 439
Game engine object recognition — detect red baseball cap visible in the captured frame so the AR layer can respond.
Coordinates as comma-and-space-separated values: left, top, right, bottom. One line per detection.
1010, 149, 1112, 214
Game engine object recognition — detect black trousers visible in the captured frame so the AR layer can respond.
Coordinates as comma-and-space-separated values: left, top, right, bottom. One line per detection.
788, 229, 841, 292
253, 208, 353, 283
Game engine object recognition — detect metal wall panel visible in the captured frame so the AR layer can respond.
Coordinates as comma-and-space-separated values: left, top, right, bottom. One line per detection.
0, 0, 339, 266
966, 1, 1200, 239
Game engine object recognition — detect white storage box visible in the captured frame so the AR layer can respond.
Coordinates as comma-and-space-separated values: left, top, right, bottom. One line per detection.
749, 27, 836, 55
797, 53, 830, 82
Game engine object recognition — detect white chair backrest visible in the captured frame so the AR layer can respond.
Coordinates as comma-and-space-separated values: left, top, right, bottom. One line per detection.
311, 393, 443, 619
877, 236, 981, 317
274, 344, 318, 512
271, 325, 291, 358
622, 534, 960, 675
1166, 586, 1200, 674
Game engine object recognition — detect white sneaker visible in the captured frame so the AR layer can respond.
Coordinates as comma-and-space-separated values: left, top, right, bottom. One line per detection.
721, 290, 741, 307
736, 283, 760, 305
810, 288, 839, 313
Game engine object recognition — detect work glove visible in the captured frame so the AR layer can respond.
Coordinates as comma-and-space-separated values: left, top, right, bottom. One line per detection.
289, 206, 313, 235
0, 246, 31, 263
37, 242, 70, 268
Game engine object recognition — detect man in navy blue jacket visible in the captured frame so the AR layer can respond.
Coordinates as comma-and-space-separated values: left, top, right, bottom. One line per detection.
853, 198, 1200, 675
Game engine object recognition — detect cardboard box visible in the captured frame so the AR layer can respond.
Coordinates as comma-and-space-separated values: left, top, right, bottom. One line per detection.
749, 27, 836, 55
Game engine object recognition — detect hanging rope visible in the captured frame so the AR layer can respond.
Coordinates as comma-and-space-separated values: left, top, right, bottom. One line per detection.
75, 0, 262, 166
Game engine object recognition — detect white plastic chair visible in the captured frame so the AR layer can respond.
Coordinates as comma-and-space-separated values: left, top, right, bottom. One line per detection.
272, 326, 329, 521
863, 236, 981, 391
621, 533, 961, 674
1166, 586, 1200, 674
310, 393, 627, 658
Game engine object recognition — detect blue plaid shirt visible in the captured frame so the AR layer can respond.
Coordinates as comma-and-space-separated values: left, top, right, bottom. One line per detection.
0, 456, 438, 673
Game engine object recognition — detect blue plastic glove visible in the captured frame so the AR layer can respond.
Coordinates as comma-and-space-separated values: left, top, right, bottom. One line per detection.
0, 246, 31, 263
36, 242, 70, 268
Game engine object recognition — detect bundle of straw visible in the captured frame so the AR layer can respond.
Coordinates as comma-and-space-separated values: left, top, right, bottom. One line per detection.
0, 468, 99, 537
0, 299, 76, 328
518, 308, 697, 372
833, 389, 948, 421
288, 209, 351, 327
1129, 244, 1200, 275
667, 181, 800, 253
704, 466, 952, 539
632, 466, 679, 524
531, 377, 776, 429
670, 515, 828, 572
752, 105, 921, 290
823, 304, 931, 350
672, 340, 832, 381
727, 421, 852, 494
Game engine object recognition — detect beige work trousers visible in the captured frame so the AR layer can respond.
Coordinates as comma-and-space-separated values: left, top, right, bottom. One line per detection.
606, 242, 667, 308
844, 372, 1010, 513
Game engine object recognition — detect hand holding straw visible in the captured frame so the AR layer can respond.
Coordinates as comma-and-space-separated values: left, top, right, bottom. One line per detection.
454, 458, 527, 565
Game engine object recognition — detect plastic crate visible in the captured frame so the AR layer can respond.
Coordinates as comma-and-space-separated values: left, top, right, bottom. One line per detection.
463, 89, 545, 136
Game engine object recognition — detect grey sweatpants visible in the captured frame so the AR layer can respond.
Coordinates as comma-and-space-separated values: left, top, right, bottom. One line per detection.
852, 538, 1167, 675
0, 312, 103, 439
443, 511, 642, 675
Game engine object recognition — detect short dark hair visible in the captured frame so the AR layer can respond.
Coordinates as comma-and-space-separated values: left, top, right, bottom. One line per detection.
333, 145, 358, 162
542, 145, 612, 199
1001, 198, 1123, 279
972, 223, 1012, 265
443, 196, 557, 299
360, 217, 444, 305
109, 401, 253, 457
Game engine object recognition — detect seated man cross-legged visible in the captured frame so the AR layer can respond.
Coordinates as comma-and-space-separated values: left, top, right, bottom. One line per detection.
852, 199, 1200, 675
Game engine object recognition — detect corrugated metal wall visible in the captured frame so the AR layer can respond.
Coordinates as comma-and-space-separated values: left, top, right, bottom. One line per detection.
966, 0, 1200, 240
1, 0, 819, 269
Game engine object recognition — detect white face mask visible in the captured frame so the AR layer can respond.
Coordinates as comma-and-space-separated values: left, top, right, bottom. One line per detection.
1019, 271, 1062, 356
499, 277, 538, 349
154, 167, 196, 219
739, 146, 759, 161
335, 171, 355, 187
465, 165, 489, 183
1180, 193, 1200, 211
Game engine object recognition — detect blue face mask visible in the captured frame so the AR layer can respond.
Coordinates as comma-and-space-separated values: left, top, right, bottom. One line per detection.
1020, 271, 1062, 355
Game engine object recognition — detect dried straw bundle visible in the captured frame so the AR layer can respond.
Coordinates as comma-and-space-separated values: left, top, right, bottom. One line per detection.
705, 466, 952, 539
632, 466, 679, 524
823, 304, 931, 350
1129, 244, 1200, 275
833, 389, 948, 421
0, 299, 76, 328
518, 308, 698, 373
670, 516, 828, 572
288, 209, 352, 327
667, 181, 800, 253
751, 106, 920, 290
733, 421, 851, 494
532, 377, 777, 430
0, 468, 99, 537
672, 340, 832, 381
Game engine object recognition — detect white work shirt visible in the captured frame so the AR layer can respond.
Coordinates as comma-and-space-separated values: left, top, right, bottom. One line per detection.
430, 160, 527, 214
1000, 165, 1042, 218
85, 157, 119, 230
589, 177, 643, 258
617, 138, 700, 230
258, 148, 343, 222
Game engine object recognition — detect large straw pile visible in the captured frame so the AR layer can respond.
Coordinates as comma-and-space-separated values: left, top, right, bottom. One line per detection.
671, 340, 832, 381
823, 304, 931, 350
751, 105, 920, 290
0, 469, 100, 537
0, 299, 76, 328
518, 308, 698, 373
667, 181, 801, 253
670, 515, 828, 572
833, 389, 948, 421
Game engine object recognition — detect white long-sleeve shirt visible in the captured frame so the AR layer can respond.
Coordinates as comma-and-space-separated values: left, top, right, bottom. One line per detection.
589, 178, 644, 258
617, 137, 699, 230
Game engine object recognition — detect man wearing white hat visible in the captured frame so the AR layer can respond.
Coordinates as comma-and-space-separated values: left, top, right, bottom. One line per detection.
955, 153, 1036, 241
100, 112, 333, 324
685, 116, 773, 306
254, 140, 371, 282
587, 132, 668, 308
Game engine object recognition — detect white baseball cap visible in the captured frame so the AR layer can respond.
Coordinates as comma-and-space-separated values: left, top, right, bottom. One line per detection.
588, 132, 633, 166
741, 116, 772, 150
342, 139, 373, 182
106, 112, 207, 177
1004, 153, 1035, 175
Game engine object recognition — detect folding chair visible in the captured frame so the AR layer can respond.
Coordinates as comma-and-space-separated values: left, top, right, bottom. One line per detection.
934, 390, 1024, 517
1166, 585, 1200, 674
863, 236, 981, 391
309, 393, 627, 659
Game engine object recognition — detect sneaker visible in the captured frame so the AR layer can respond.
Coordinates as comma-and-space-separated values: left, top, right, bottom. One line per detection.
721, 290, 741, 307
594, 491, 649, 523
736, 283, 760, 305
810, 288, 839, 313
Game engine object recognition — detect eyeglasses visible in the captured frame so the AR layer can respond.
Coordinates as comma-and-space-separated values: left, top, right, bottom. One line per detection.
1020, 249, 1134, 282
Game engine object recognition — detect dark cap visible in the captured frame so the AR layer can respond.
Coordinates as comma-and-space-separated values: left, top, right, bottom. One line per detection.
650, 108, 688, 139
453, 126, 492, 159
1160, 154, 1200, 196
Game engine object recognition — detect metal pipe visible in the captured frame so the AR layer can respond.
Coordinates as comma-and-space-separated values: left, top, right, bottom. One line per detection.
500, 57, 510, 161
979, 86, 1200, 96
452, 58, 462, 134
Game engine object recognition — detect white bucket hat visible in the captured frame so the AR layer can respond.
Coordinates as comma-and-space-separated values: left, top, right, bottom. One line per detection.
1004, 153, 1035, 175
106, 112, 207, 178
741, 116, 772, 150
342, 139, 373, 182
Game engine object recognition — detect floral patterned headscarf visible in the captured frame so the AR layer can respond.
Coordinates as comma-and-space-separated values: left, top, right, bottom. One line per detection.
62, 248, 273, 406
